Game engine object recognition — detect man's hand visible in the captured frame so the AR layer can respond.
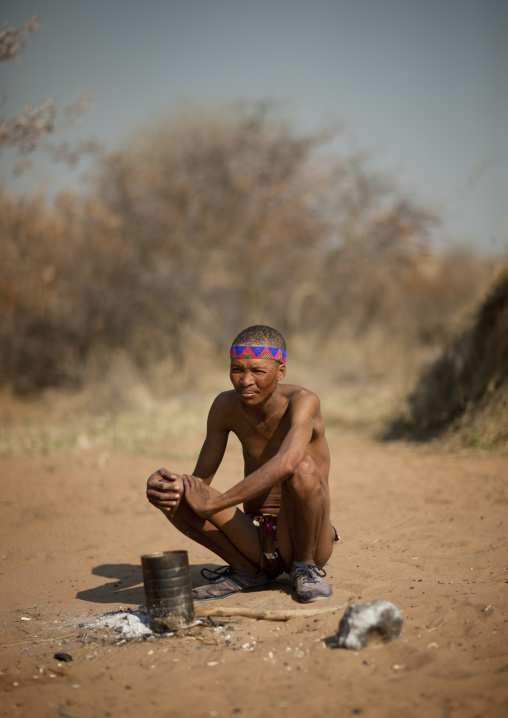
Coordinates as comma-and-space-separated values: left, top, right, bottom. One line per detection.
183, 474, 215, 519
146, 468, 182, 515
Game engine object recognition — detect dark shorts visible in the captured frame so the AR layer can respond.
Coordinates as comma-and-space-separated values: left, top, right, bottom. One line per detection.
248, 513, 340, 581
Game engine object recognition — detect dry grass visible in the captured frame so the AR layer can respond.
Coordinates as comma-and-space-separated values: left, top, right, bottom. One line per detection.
0, 387, 212, 457
0, 333, 426, 457
3, 284, 507, 460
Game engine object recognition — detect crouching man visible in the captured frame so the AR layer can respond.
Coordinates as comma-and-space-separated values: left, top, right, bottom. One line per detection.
146, 325, 339, 603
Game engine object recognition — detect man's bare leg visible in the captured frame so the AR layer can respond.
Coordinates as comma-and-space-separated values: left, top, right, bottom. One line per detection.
276, 455, 335, 602
147, 471, 270, 599
162, 481, 262, 573
158, 480, 270, 601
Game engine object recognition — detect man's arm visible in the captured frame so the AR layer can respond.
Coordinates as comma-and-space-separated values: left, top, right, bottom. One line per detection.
185, 391, 320, 518
146, 393, 230, 513
192, 395, 230, 485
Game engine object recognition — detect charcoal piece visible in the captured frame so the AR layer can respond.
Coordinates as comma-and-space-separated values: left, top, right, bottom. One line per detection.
336, 600, 403, 650
54, 652, 73, 662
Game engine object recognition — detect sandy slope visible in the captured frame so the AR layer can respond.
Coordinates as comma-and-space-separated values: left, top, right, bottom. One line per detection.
1, 436, 507, 718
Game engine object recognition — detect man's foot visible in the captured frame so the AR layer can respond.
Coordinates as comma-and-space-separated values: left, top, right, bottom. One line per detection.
290, 562, 332, 603
192, 566, 270, 602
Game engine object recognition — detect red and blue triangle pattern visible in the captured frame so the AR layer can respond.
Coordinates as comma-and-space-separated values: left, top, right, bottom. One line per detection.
230, 345, 287, 363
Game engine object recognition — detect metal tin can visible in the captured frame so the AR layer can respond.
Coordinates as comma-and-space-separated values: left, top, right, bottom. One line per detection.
141, 550, 195, 632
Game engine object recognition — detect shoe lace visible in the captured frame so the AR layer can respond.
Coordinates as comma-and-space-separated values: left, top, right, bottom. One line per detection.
200, 565, 234, 584
292, 562, 327, 584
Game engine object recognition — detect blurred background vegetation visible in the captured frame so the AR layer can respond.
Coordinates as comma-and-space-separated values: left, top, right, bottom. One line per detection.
1, 102, 507, 454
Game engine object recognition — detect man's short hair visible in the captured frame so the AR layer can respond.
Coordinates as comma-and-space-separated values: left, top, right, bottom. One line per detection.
232, 325, 286, 350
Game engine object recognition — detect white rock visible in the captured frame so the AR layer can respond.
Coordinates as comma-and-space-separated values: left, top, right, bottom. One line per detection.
335, 600, 403, 650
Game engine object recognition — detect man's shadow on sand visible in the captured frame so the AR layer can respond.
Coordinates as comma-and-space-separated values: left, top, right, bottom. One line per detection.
76, 563, 291, 605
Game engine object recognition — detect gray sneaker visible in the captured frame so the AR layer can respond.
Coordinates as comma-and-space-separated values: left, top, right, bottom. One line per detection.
290, 562, 332, 602
192, 566, 270, 602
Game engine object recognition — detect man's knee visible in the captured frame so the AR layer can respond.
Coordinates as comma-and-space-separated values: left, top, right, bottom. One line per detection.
164, 493, 199, 528
296, 454, 319, 476
285, 455, 323, 497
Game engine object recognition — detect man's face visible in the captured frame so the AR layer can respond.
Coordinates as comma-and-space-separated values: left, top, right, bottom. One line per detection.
230, 357, 286, 405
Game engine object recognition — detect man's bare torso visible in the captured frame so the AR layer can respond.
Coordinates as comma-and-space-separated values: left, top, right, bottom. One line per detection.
220, 384, 330, 515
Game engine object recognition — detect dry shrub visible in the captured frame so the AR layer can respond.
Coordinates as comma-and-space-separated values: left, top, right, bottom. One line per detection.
386, 269, 508, 450
1, 101, 501, 400
0, 189, 185, 394
0, 192, 83, 393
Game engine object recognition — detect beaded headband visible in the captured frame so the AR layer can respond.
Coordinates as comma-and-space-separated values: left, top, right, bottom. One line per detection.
230, 345, 287, 364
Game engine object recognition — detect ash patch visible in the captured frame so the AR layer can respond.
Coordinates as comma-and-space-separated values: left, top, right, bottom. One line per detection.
80, 607, 159, 639
75, 608, 236, 649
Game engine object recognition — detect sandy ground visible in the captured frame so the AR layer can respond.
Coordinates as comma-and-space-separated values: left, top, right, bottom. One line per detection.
1, 435, 507, 718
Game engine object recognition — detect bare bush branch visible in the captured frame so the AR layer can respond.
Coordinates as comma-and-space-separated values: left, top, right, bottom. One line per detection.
47, 138, 102, 166
0, 17, 94, 171
0, 15, 38, 63
61, 88, 93, 127
0, 97, 56, 152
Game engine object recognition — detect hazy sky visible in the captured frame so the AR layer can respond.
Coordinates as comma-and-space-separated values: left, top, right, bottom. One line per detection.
1, 0, 507, 254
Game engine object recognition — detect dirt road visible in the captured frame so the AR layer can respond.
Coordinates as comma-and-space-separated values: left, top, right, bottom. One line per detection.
1, 436, 507, 717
